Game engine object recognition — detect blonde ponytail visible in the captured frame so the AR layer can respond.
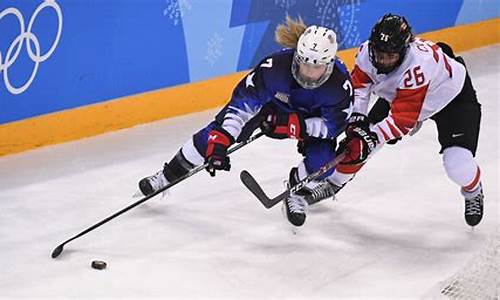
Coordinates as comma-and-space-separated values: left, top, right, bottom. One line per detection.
275, 15, 307, 49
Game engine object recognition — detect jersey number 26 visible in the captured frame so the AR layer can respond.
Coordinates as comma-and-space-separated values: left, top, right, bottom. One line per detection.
403, 66, 425, 88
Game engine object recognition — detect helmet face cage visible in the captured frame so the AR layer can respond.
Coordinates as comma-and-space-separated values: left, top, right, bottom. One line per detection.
292, 25, 338, 89
368, 13, 413, 73
292, 52, 334, 89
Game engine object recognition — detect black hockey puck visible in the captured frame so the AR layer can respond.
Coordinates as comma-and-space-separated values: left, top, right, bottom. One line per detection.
91, 260, 107, 270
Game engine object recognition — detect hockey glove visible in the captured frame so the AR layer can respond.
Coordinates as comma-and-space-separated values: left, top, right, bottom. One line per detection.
205, 127, 235, 177
260, 110, 306, 140
338, 113, 379, 165
237, 103, 274, 143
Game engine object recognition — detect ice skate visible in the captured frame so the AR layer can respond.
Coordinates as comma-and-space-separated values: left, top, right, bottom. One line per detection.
137, 169, 170, 197
283, 193, 308, 227
462, 184, 484, 227
305, 179, 343, 205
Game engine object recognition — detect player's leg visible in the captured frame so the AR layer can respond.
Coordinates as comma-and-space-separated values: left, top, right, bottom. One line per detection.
432, 69, 483, 226
138, 121, 218, 196
138, 101, 253, 196
283, 139, 339, 226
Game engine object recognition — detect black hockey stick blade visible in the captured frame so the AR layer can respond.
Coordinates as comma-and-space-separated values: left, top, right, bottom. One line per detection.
240, 170, 288, 208
240, 170, 272, 208
241, 151, 348, 210
51, 245, 63, 258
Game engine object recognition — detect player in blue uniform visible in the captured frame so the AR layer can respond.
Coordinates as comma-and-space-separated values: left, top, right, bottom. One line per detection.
138, 17, 354, 227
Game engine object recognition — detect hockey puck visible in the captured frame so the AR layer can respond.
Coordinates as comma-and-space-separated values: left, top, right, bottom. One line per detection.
91, 260, 107, 270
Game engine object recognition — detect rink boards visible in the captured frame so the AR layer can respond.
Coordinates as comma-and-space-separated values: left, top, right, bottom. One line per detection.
0, 17, 498, 157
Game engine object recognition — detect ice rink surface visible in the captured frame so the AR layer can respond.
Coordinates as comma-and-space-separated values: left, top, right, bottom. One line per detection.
0, 45, 498, 299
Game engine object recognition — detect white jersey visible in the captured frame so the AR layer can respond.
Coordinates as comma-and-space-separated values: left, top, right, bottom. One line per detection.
352, 38, 466, 142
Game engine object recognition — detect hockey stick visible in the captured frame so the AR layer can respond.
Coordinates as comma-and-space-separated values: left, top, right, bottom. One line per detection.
51, 132, 264, 259
240, 151, 347, 209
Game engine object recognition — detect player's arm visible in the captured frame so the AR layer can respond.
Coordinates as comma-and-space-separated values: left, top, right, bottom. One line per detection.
236, 57, 310, 142
226, 55, 312, 142
371, 67, 429, 143
351, 64, 374, 116
219, 57, 275, 141
204, 57, 275, 175
350, 43, 375, 116
335, 86, 425, 168
305, 83, 352, 140
334, 45, 381, 164
371, 88, 427, 143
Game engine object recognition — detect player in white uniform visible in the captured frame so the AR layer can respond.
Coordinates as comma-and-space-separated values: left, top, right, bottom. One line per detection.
314, 14, 484, 227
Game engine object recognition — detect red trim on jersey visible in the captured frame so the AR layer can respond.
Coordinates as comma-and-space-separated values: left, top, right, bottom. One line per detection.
390, 119, 410, 135
351, 65, 372, 89
430, 44, 440, 63
377, 125, 391, 141
386, 120, 403, 138
443, 54, 453, 78
463, 167, 481, 191
391, 84, 429, 132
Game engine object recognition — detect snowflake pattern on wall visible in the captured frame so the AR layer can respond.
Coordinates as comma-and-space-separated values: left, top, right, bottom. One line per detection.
314, 0, 361, 49
205, 33, 224, 66
274, 0, 297, 10
163, 0, 192, 26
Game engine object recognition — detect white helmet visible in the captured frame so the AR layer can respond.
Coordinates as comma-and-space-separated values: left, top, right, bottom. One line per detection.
292, 25, 338, 89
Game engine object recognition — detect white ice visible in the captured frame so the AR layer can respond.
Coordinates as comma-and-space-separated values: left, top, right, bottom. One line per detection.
0, 45, 498, 299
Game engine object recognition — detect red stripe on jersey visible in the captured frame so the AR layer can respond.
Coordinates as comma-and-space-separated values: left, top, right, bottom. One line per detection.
386, 120, 403, 138
391, 84, 429, 132
430, 44, 440, 63
351, 65, 372, 89
390, 119, 410, 135
377, 125, 391, 141
443, 54, 453, 78
355, 44, 365, 59
463, 167, 481, 191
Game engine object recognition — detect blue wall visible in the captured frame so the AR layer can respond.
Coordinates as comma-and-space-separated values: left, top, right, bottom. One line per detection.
1, 0, 498, 125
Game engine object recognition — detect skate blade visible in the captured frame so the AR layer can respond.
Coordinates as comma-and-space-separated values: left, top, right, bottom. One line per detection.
280, 202, 302, 235
132, 189, 170, 199
132, 190, 143, 198
289, 224, 300, 235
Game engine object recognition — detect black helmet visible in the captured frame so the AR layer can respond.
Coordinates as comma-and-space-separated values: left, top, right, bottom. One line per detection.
369, 14, 413, 73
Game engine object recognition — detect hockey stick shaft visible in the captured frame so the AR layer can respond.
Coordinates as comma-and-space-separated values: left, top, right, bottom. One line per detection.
241, 151, 347, 209
51, 132, 264, 259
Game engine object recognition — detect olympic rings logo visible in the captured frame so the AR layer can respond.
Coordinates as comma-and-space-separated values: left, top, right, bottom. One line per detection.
0, 0, 63, 95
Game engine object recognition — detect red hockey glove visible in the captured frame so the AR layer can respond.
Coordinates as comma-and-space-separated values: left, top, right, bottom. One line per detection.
205, 127, 235, 177
338, 113, 379, 165
260, 111, 306, 140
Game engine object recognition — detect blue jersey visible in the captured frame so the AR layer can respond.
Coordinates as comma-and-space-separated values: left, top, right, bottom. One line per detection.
217, 49, 353, 140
